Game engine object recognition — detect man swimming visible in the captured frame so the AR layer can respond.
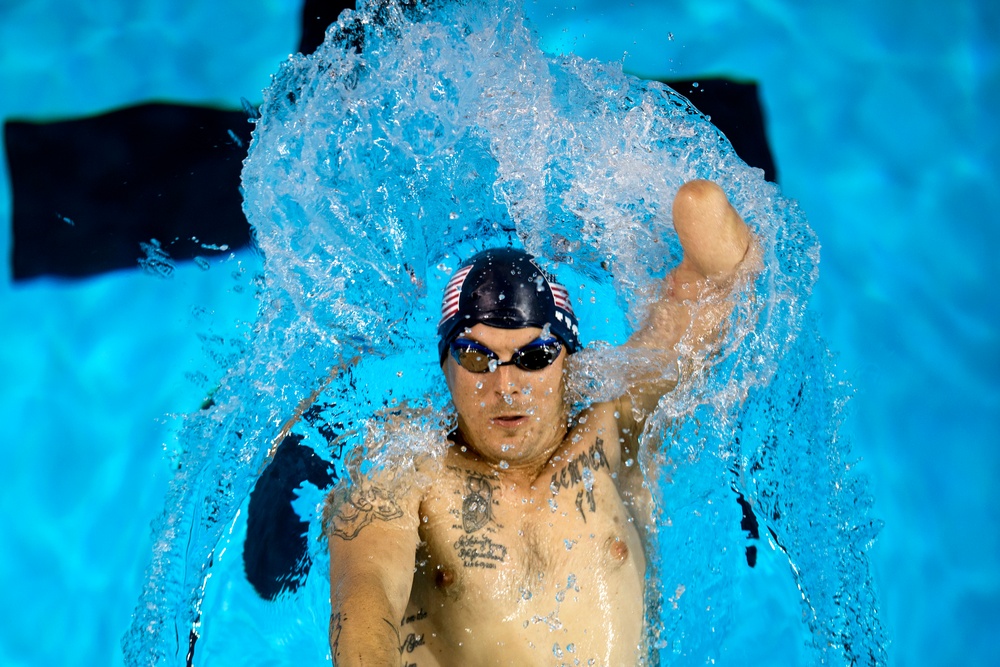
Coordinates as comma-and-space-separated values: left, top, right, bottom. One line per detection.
326, 179, 752, 666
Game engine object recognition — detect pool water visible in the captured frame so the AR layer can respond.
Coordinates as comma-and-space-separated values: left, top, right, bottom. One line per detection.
1, 1, 997, 666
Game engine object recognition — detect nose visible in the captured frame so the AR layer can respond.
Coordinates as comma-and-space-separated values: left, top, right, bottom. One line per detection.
491, 363, 523, 396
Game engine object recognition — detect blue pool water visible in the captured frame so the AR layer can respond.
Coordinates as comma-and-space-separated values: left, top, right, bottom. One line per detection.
1, 1, 997, 666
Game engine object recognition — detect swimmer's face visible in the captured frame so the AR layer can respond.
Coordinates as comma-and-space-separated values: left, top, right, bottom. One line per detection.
443, 324, 568, 469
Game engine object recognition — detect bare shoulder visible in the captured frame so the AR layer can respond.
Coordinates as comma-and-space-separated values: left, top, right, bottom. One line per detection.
326, 475, 417, 541
325, 444, 440, 542
567, 400, 626, 472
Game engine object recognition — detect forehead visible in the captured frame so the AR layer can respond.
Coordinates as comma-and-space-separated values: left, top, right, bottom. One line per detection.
458, 323, 544, 349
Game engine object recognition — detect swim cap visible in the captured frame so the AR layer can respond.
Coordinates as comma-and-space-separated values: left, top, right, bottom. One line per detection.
437, 248, 580, 361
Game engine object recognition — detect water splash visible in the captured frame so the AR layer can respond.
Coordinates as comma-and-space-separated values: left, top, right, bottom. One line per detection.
124, 1, 883, 665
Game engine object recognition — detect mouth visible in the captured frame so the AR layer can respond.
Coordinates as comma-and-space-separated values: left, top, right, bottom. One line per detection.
490, 414, 527, 428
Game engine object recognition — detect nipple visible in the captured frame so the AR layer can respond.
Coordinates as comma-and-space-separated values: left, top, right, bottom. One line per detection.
435, 566, 455, 588
607, 536, 629, 562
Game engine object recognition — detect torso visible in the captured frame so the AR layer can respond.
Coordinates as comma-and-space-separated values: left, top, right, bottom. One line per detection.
399, 403, 649, 667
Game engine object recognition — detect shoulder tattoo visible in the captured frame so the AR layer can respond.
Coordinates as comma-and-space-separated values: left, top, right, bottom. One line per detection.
327, 484, 404, 540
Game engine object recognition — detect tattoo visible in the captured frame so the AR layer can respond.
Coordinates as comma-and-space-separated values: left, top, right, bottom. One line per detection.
549, 439, 610, 522
575, 488, 597, 521
401, 608, 427, 626
461, 471, 496, 533
447, 468, 503, 534
329, 484, 404, 540
444, 468, 508, 567
329, 612, 343, 655
400, 632, 425, 653
398, 611, 425, 665
455, 534, 508, 568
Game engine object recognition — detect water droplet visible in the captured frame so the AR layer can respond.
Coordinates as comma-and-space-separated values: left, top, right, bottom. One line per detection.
498, 460, 510, 469
553, 643, 564, 658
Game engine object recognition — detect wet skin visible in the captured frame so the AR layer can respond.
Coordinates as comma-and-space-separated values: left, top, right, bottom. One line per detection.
326, 180, 752, 667
406, 325, 648, 666
330, 325, 650, 666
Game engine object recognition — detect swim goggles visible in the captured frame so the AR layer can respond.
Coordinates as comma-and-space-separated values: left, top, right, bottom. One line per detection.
449, 337, 562, 373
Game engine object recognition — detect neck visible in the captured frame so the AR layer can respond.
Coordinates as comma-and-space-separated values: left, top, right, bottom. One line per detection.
449, 424, 567, 483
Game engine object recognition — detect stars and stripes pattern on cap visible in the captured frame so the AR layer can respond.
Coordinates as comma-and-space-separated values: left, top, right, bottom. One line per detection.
439, 264, 472, 324
549, 281, 574, 315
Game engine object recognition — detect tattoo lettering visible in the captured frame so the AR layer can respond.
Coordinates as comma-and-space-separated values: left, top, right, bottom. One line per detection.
329, 485, 404, 540
401, 608, 427, 626
400, 632, 425, 654
549, 439, 610, 522
455, 534, 508, 568
575, 488, 597, 520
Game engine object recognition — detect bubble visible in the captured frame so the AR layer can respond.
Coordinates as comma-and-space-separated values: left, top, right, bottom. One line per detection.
129, 1, 883, 663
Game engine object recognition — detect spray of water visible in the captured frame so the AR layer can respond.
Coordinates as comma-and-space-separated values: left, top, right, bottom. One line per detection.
124, 1, 884, 665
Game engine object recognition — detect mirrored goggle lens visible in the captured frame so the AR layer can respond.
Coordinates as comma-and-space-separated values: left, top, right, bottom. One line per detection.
450, 338, 562, 373
451, 341, 495, 373
511, 339, 562, 371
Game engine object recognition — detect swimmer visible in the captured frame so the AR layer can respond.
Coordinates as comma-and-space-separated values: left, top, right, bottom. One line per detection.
326, 179, 752, 666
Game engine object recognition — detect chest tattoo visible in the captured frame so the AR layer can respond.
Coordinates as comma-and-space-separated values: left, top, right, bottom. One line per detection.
447, 468, 508, 568
461, 472, 496, 533
549, 438, 611, 522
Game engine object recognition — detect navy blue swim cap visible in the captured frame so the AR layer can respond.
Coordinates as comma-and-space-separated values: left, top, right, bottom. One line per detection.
437, 248, 581, 361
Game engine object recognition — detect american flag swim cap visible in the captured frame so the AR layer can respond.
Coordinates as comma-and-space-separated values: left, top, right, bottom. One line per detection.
437, 248, 580, 361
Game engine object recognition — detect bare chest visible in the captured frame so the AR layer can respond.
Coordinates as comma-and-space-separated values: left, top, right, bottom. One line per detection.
414, 437, 645, 604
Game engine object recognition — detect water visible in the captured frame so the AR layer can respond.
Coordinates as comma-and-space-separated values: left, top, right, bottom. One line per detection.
1, 1, 997, 666
114, 1, 877, 663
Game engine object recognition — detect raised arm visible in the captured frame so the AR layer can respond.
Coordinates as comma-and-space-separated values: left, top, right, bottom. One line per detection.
326, 474, 421, 666
618, 179, 752, 425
